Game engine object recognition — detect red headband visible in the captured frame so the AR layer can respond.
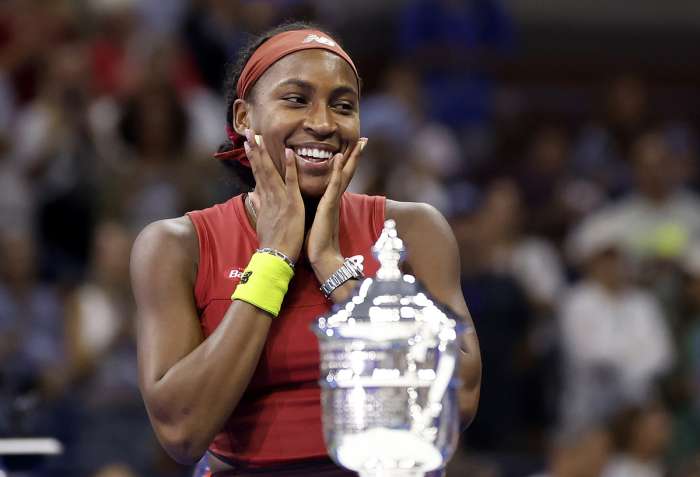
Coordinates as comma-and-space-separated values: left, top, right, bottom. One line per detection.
215, 29, 358, 166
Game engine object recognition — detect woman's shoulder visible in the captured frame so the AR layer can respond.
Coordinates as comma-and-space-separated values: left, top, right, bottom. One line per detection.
385, 199, 450, 233
131, 216, 199, 286
135, 216, 198, 250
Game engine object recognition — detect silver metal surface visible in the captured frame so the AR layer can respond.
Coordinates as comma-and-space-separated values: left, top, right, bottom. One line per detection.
311, 220, 468, 476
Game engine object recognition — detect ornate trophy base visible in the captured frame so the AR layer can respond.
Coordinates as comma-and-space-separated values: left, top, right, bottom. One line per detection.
335, 428, 443, 477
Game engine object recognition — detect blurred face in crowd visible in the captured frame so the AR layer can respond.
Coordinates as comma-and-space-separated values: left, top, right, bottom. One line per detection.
551, 428, 612, 477
527, 126, 571, 178
91, 222, 133, 289
235, 49, 360, 198
0, 232, 37, 288
631, 132, 680, 201
629, 405, 672, 461
584, 248, 625, 292
478, 179, 523, 242
606, 75, 648, 128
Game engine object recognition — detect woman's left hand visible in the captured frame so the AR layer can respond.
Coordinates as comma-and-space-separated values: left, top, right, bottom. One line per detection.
306, 138, 366, 296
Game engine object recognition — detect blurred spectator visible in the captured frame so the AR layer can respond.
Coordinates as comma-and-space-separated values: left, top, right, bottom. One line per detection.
0, 64, 33, 235
349, 63, 417, 197
453, 201, 541, 453
0, 0, 72, 104
62, 221, 153, 474
0, 230, 66, 437
12, 41, 100, 283
664, 243, 700, 469
396, 0, 516, 130
517, 125, 606, 245
569, 130, 700, 325
602, 404, 672, 477
88, 0, 204, 101
478, 178, 566, 315
354, 62, 465, 218
109, 67, 208, 233
560, 223, 675, 433
529, 426, 612, 477
183, 0, 319, 92
572, 74, 653, 198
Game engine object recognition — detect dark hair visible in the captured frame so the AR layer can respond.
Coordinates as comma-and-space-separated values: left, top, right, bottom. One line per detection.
219, 20, 352, 190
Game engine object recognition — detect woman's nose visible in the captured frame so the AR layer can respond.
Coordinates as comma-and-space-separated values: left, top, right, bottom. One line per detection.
303, 103, 336, 136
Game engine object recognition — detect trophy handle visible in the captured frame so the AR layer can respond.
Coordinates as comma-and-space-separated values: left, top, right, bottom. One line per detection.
420, 351, 457, 429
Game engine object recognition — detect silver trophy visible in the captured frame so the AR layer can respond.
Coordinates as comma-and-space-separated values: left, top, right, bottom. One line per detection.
312, 220, 468, 476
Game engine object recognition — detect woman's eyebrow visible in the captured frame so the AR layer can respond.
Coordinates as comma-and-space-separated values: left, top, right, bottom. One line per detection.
276, 78, 314, 91
275, 79, 358, 97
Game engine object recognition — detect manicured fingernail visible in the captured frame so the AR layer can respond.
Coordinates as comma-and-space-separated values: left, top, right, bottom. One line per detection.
245, 129, 253, 141
285, 148, 293, 158
360, 138, 368, 151
244, 141, 250, 152
255, 135, 262, 146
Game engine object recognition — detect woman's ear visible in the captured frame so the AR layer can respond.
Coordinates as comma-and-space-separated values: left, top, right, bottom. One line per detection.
233, 99, 251, 136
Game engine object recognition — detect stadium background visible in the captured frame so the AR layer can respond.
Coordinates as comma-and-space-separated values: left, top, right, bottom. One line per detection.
1, 0, 700, 475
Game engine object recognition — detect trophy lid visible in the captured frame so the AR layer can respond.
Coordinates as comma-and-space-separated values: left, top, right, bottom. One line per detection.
313, 220, 466, 343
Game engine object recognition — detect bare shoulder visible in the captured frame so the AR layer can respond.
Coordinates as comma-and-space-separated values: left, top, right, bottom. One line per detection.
384, 199, 457, 253
384, 200, 466, 316
131, 216, 199, 288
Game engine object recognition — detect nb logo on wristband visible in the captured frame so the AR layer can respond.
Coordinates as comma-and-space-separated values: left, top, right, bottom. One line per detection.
240, 271, 253, 284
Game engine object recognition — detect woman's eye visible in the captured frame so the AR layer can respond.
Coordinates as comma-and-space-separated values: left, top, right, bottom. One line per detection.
285, 96, 305, 104
333, 102, 354, 112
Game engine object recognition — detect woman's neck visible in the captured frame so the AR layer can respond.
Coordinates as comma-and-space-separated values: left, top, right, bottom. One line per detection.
304, 197, 320, 233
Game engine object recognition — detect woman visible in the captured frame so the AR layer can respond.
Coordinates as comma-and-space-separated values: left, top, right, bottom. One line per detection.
131, 22, 481, 476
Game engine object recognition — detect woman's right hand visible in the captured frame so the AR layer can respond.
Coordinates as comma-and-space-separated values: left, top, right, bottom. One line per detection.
244, 128, 305, 263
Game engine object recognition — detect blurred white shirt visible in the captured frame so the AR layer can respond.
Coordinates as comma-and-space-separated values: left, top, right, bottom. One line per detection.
558, 281, 675, 432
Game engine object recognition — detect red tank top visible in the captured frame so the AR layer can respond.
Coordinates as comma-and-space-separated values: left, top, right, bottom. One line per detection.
186, 192, 386, 467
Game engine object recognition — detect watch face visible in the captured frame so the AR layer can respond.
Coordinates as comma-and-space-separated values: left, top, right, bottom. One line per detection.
346, 259, 364, 278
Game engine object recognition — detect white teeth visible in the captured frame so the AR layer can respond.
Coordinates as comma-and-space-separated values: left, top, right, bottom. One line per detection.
294, 147, 335, 160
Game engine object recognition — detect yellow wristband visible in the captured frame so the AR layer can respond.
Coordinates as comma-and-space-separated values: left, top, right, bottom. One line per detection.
231, 252, 294, 317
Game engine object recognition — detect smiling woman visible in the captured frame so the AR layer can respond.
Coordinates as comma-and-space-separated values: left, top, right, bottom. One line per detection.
130, 21, 481, 477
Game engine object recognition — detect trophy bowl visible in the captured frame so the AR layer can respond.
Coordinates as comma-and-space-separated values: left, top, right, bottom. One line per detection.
311, 220, 468, 477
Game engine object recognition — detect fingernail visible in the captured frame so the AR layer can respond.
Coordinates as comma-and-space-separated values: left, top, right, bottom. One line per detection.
244, 141, 250, 152
285, 148, 293, 158
255, 135, 262, 147
244, 129, 252, 141
360, 138, 368, 151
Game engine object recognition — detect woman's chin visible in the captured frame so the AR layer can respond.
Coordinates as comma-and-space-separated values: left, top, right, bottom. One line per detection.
299, 178, 332, 199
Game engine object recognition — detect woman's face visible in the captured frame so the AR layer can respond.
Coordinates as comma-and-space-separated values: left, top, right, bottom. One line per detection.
236, 49, 360, 198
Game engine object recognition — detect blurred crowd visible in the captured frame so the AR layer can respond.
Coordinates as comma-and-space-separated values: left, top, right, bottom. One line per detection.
0, 0, 699, 476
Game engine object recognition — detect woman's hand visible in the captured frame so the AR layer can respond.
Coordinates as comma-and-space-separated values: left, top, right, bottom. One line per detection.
244, 129, 305, 263
306, 138, 367, 290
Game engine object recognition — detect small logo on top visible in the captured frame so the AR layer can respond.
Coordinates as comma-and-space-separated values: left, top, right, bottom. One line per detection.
301, 34, 335, 47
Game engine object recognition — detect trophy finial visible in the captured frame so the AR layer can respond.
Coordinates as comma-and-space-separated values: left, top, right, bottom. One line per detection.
372, 219, 406, 281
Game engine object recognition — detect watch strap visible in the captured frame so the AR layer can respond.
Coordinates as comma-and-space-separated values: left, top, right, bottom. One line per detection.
320, 258, 364, 298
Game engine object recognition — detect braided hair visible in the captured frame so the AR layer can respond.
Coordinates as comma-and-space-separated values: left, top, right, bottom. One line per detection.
219, 21, 345, 190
